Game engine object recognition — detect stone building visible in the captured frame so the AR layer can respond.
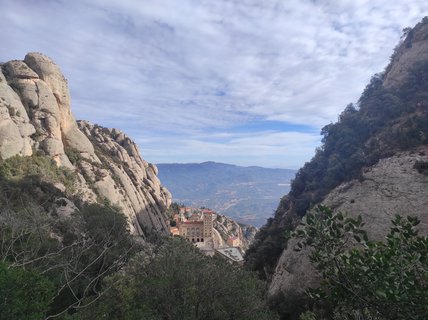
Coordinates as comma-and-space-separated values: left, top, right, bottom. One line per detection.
215, 247, 244, 265
178, 211, 213, 243
203, 211, 213, 238
227, 236, 240, 247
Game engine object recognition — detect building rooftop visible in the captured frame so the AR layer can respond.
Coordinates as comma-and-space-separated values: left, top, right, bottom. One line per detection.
181, 221, 203, 225
215, 247, 244, 263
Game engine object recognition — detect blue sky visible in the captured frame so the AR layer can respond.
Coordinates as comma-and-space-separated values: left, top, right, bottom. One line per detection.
1, 0, 428, 168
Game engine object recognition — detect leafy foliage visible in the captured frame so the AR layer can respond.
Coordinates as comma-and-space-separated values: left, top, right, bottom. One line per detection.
0, 154, 76, 192
0, 262, 54, 320
71, 238, 277, 320
0, 156, 137, 318
245, 216, 287, 280
0, 159, 275, 319
293, 206, 428, 320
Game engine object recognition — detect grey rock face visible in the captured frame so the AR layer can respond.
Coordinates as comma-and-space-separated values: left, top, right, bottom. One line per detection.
213, 213, 258, 251
269, 149, 428, 296
3, 60, 39, 79
24, 53, 97, 161
0, 53, 172, 236
0, 68, 35, 159
384, 19, 428, 89
76, 121, 172, 235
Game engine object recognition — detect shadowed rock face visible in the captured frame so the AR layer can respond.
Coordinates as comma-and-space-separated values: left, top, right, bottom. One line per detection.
212, 213, 258, 251
0, 52, 171, 236
265, 17, 428, 297
77, 121, 172, 235
269, 149, 428, 296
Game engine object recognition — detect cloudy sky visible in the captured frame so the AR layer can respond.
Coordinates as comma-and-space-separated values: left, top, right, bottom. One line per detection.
1, 0, 428, 168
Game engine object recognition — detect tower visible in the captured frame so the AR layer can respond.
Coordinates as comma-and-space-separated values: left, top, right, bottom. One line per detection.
203, 211, 213, 239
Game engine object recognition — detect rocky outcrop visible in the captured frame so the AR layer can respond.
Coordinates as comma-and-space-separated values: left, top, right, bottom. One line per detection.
0, 53, 171, 236
213, 213, 257, 251
77, 121, 172, 234
269, 148, 428, 295
0, 62, 35, 159
384, 17, 428, 88
0, 53, 96, 167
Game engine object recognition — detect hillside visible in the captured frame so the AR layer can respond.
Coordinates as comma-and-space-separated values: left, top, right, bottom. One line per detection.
157, 162, 296, 226
245, 16, 428, 313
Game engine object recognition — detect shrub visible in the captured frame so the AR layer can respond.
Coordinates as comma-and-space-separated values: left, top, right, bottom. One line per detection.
71, 238, 278, 320
292, 206, 428, 320
0, 262, 54, 320
64, 147, 82, 164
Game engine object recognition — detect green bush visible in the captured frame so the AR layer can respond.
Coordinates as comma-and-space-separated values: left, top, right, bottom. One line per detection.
292, 206, 428, 320
0, 154, 76, 192
0, 262, 54, 320
72, 238, 277, 320
64, 147, 83, 164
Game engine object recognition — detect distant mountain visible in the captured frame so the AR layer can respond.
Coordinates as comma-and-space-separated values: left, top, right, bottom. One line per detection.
157, 162, 296, 226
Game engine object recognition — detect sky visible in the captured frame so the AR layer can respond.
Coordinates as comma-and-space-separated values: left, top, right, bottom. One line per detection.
1, 0, 428, 169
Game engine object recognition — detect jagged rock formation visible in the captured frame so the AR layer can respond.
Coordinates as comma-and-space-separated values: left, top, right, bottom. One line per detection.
246, 17, 428, 297
0, 52, 171, 235
77, 121, 172, 234
212, 213, 258, 251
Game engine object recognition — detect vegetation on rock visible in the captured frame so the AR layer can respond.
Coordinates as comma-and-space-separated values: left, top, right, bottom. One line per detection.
70, 238, 276, 320
0, 155, 274, 319
245, 20, 428, 280
292, 206, 428, 320
0, 155, 137, 318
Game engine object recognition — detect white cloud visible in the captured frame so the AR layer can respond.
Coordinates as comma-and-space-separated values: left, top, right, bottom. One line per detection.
135, 130, 321, 169
1, 0, 428, 167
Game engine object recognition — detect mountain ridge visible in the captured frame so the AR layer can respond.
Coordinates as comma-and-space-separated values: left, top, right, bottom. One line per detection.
159, 160, 292, 170
157, 162, 296, 226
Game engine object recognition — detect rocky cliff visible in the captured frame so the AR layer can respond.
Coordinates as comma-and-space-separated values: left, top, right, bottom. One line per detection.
212, 213, 258, 251
0, 52, 171, 235
270, 148, 428, 295
246, 17, 428, 295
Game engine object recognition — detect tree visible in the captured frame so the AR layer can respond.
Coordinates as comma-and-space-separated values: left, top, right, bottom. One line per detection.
292, 206, 428, 320
72, 238, 278, 320
0, 191, 136, 318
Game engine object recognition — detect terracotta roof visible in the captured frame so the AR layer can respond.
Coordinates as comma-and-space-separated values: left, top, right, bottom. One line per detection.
182, 221, 203, 225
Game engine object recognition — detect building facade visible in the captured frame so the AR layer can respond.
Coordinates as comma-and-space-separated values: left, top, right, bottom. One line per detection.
178, 211, 213, 243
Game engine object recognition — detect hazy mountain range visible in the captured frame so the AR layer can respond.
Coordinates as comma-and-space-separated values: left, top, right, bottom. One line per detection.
157, 162, 296, 226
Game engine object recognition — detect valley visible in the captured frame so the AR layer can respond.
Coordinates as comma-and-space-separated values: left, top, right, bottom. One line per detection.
157, 162, 296, 226
1, 4, 428, 319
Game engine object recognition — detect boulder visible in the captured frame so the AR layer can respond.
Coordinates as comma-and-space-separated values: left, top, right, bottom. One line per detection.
3, 60, 39, 80
0, 115, 25, 159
